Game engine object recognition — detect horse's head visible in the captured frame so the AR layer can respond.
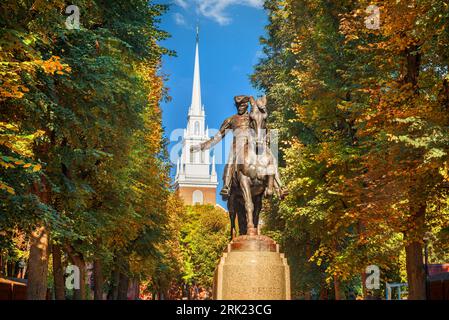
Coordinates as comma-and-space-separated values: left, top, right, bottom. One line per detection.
250, 96, 268, 145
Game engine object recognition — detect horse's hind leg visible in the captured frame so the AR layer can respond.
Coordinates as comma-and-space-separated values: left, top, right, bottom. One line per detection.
228, 194, 238, 239
229, 211, 236, 240
239, 174, 256, 235
237, 200, 247, 236
253, 194, 263, 234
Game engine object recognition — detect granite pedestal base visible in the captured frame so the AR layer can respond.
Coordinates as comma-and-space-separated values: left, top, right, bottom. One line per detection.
213, 235, 290, 300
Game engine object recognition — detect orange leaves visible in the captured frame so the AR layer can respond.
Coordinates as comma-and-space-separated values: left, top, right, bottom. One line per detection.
36, 56, 71, 75
0, 56, 31, 101
0, 155, 42, 173
0, 54, 71, 103
0, 182, 15, 195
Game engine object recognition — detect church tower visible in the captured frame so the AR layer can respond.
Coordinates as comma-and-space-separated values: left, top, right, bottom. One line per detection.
174, 28, 218, 205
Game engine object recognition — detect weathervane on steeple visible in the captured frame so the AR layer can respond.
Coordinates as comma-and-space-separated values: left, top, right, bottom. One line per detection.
195, 0, 200, 42
196, 22, 200, 43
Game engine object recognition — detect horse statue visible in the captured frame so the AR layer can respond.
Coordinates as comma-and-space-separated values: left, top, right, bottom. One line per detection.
191, 95, 282, 239
227, 96, 277, 238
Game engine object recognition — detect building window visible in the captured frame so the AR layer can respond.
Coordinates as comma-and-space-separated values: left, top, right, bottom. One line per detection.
192, 190, 203, 205
190, 149, 194, 163
194, 121, 200, 135
201, 151, 205, 163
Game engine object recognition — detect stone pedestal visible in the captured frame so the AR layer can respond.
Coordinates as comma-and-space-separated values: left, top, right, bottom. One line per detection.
213, 235, 290, 300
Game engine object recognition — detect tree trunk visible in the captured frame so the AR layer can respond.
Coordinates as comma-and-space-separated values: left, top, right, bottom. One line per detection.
361, 271, 367, 299
319, 286, 328, 300
404, 198, 426, 300
405, 240, 426, 299
134, 279, 140, 300
7, 260, 13, 277
107, 267, 121, 300
66, 245, 86, 300
0, 254, 4, 276
73, 263, 86, 300
26, 225, 49, 300
404, 201, 426, 300
93, 259, 104, 300
117, 272, 129, 300
27, 175, 51, 300
52, 244, 65, 300
402, 45, 426, 300
333, 275, 346, 300
126, 278, 139, 300
404, 45, 421, 88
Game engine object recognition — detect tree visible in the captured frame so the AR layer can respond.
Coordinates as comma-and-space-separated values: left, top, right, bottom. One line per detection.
340, 0, 449, 299
253, 0, 449, 299
0, 0, 174, 300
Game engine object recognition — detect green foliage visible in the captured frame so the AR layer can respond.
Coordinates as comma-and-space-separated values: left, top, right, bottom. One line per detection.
180, 205, 229, 289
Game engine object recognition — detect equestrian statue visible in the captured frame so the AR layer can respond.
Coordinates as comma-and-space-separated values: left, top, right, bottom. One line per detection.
191, 95, 286, 239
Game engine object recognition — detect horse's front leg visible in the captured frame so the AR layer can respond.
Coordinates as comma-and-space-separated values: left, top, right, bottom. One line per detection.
239, 174, 256, 235
263, 159, 275, 197
264, 175, 274, 197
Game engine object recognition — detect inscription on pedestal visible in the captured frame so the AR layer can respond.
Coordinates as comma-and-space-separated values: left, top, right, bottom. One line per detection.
229, 286, 282, 296
213, 235, 291, 300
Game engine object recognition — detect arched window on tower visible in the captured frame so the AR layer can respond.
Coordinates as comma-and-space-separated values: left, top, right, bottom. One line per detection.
192, 190, 203, 205
194, 121, 200, 135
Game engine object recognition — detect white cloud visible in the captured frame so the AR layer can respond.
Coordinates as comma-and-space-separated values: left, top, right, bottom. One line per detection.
173, 12, 187, 26
198, 0, 264, 25
252, 50, 265, 64
174, 0, 189, 9
174, 0, 264, 25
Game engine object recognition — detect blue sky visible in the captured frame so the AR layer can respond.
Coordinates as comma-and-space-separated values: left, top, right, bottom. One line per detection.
158, 0, 268, 207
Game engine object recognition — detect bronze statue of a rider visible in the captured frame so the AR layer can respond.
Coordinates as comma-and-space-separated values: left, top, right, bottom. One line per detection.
190, 95, 285, 201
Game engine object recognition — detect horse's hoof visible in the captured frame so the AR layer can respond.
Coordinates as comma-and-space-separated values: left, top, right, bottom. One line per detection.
248, 228, 257, 236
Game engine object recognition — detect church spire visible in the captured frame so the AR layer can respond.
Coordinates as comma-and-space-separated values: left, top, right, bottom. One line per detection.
174, 23, 218, 205
189, 25, 202, 116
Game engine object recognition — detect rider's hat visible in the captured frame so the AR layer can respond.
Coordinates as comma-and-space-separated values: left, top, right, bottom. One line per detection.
234, 95, 250, 105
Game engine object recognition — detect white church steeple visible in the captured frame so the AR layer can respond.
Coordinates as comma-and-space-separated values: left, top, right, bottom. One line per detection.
189, 26, 202, 116
174, 27, 218, 205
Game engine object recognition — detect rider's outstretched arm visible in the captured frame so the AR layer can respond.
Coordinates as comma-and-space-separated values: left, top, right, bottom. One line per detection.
197, 117, 233, 151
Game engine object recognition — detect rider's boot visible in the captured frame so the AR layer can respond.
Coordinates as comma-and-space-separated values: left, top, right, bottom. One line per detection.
248, 227, 257, 236
220, 163, 233, 200
220, 186, 230, 201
